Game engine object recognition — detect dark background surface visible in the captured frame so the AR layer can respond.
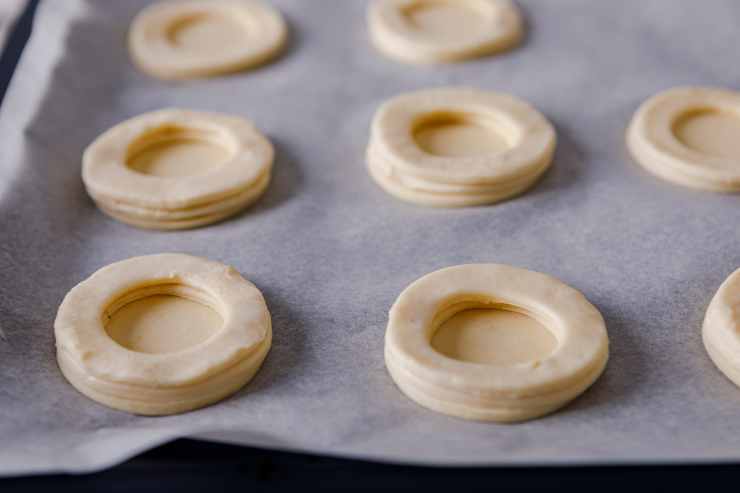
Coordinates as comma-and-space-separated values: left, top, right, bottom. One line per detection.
1, 2, 739, 490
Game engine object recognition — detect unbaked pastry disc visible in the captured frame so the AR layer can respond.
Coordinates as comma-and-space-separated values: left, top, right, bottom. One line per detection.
384, 264, 609, 422
54, 253, 272, 415
129, 0, 287, 80
367, 87, 556, 207
703, 268, 740, 388
82, 108, 273, 230
627, 86, 740, 191
368, 0, 523, 64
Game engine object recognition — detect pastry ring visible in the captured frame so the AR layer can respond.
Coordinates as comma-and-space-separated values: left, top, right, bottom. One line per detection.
368, 0, 523, 64
129, 0, 287, 80
627, 86, 740, 191
54, 254, 272, 415
703, 268, 740, 388
384, 264, 609, 422
368, 87, 556, 207
82, 108, 273, 230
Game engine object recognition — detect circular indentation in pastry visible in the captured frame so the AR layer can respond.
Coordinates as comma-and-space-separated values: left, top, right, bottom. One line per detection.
431, 308, 557, 365
703, 267, 740, 388
384, 264, 609, 422
367, 87, 556, 207
104, 288, 224, 354
166, 12, 248, 55
627, 86, 740, 191
368, 0, 523, 64
129, 0, 288, 80
54, 253, 272, 415
126, 126, 234, 177
83, 108, 274, 230
412, 111, 516, 157
402, 0, 489, 40
672, 109, 740, 160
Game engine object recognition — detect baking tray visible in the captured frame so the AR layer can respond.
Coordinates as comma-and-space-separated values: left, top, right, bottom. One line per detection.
2, 0, 740, 476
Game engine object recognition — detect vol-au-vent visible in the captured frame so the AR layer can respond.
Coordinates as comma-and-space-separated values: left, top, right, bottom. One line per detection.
367, 87, 556, 207
368, 0, 524, 64
627, 86, 740, 192
82, 108, 274, 230
384, 264, 609, 422
54, 254, 272, 415
129, 0, 288, 80
703, 268, 740, 388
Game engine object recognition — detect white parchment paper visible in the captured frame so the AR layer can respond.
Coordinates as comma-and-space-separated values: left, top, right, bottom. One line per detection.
2, 0, 740, 476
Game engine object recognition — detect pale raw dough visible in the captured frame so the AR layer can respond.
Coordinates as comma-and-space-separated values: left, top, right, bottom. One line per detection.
127, 139, 231, 178
105, 295, 223, 354
384, 264, 609, 422
627, 86, 740, 191
82, 108, 273, 230
673, 110, 740, 161
129, 0, 287, 80
367, 87, 556, 207
414, 118, 512, 157
54, 254, 272, 415
703, 267, 740, 388
368, 0, 523, 64
432, 309, 557, 366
